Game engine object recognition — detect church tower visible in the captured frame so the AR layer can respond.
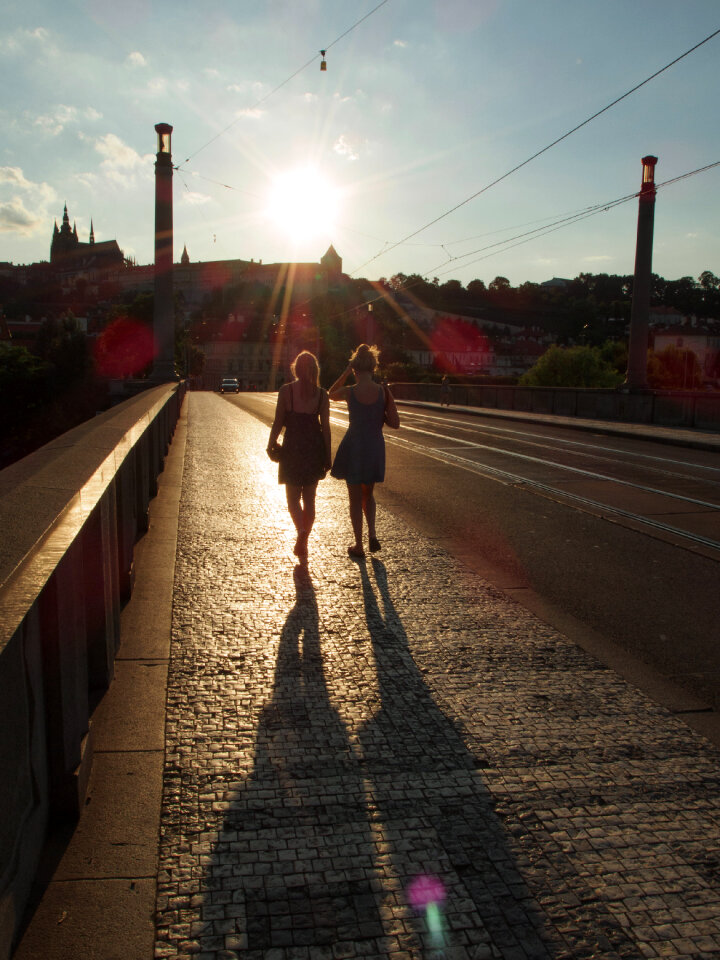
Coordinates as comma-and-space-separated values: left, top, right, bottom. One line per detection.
320, 244, 342, 284
51, 203, 80, 263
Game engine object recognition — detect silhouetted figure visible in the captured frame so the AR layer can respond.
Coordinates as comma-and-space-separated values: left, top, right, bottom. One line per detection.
268, 351, 331, 560
440, 375, 451, 407
329, 344, 400, 558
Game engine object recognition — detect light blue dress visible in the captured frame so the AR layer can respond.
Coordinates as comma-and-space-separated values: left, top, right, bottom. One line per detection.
331, 385, 386, 484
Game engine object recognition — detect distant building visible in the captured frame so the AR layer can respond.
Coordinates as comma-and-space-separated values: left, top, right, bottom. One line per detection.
42, 207, 343, 308
50, 204, 125, 281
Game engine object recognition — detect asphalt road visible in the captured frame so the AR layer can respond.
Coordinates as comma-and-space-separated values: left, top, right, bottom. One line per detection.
234, 392, 720, 718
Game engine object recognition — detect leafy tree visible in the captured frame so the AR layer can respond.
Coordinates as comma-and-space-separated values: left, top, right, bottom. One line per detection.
466, 279, 487, 305
599, 339, 628, 376
0, 343, 52, 421
520, 344, 623, 388
647, 345, 702, 390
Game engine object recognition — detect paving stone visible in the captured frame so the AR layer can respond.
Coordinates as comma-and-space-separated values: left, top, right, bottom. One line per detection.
153, 395, 720, 959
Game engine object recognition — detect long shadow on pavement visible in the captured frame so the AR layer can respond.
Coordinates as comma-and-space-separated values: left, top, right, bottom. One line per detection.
201, 556, 641, 958
209, 564, 386, 952
354, 557, 559, 958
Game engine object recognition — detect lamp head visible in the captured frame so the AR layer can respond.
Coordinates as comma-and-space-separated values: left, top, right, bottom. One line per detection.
155, 123, 173, 156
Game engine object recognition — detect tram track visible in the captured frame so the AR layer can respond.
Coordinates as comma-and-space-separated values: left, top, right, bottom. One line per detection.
236, 392, 720, 714
241, 394, 720, 559
386, 431, 720, 557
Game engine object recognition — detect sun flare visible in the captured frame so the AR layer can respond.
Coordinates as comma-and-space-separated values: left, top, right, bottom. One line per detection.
266, 167, 340, 244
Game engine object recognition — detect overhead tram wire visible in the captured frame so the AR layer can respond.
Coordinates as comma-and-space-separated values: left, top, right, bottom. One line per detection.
424, 194, 638, 275
657, 159, 720, 189
349, 25, 720, 278
427, 161, 720, 279
320, 157, 720, 321
176, 0, 392, 171
432, 196, 638, 278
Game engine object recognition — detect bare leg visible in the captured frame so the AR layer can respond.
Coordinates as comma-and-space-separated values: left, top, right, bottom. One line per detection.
347, 483, 364, 555
286, 485, 304, 532
300, 483, 317, 537
295, 484, 317, 560
361, 483, 376, 541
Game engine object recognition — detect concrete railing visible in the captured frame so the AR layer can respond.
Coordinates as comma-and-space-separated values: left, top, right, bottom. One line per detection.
0, 382, 185, 959
390, 382, 720, 431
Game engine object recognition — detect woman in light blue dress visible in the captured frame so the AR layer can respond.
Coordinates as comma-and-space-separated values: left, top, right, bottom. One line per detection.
329, 344, 400, 558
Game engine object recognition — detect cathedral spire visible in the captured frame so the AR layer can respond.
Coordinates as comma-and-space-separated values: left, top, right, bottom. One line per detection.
89, 219, 95, 244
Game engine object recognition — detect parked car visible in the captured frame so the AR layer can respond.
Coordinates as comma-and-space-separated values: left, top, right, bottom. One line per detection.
220, 378, 240, 393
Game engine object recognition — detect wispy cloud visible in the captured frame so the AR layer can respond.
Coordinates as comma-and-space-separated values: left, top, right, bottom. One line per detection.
34, 104, 79, 135
147, 77, 168, 95
91, 133, 153, 186
334, 134, 366, 161
235, 107, 264, 120
126, 51, 147, 67
32, 103, 102, 135
583, 254, 613, 262
0, 167, 33, 189
181, 191, 212, 206
1, 26, 51, 54
0, 197, 41, 233
394, 39, 408, 48
0, 166, 56, 235
227, 80, 266, 101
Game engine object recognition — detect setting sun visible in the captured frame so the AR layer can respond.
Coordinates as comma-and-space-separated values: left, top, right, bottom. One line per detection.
265, 167, 341, 244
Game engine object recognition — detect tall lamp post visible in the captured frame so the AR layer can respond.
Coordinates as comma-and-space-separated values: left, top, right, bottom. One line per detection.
624, 155, 658, 391
152, 123, 176, 380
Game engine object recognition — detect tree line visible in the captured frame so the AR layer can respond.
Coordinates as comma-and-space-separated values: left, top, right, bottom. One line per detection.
1, 267, 717, 469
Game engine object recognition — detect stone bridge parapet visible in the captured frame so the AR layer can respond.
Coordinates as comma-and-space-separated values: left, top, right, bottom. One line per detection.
0, 382, 185, 959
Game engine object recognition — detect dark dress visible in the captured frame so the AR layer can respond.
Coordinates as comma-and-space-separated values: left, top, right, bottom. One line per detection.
331, 384, 386, 484
278, 385, 327, 486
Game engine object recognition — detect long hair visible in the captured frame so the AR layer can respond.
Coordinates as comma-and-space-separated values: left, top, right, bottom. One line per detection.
291, 350, 320, 387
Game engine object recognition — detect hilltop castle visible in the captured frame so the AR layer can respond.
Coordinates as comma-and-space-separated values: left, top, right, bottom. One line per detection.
47, 205, 343, 303
50, 204, 125, 274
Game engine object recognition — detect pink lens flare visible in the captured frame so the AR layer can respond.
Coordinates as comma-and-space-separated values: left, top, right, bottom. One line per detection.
407, 874, 446, 911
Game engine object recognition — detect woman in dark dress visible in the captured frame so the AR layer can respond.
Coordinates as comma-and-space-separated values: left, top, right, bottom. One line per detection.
267, 352, 331, 560
329, 344, 400, 558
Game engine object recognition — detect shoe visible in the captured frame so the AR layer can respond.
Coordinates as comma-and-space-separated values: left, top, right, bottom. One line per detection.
293, 531, 308, 558
369, 537, 381, 552
347, 545, 365, 559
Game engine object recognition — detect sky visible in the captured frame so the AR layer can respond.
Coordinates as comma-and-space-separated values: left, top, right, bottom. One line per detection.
1, 0, 719, 288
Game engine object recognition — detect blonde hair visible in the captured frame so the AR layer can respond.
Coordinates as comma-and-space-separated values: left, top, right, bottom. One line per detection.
349, 343, 380, 373
291, 351, 320, 387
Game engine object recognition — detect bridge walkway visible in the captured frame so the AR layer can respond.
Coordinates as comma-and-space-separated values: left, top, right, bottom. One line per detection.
14, 392, 720, 960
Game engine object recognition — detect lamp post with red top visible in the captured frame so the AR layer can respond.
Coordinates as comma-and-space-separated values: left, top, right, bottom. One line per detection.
624, 155, 658, 391
152, 122, 177, 380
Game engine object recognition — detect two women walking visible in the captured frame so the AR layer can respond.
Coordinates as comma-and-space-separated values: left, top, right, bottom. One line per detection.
267, 344, 400, 562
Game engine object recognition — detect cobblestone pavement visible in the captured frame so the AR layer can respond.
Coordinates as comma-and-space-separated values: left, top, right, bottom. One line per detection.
154, 394, 720, 960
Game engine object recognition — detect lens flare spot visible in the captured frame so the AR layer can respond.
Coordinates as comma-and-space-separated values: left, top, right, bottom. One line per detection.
93, 317, 156, 378
408, 875, 447, 948
407, 874, 446, 910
